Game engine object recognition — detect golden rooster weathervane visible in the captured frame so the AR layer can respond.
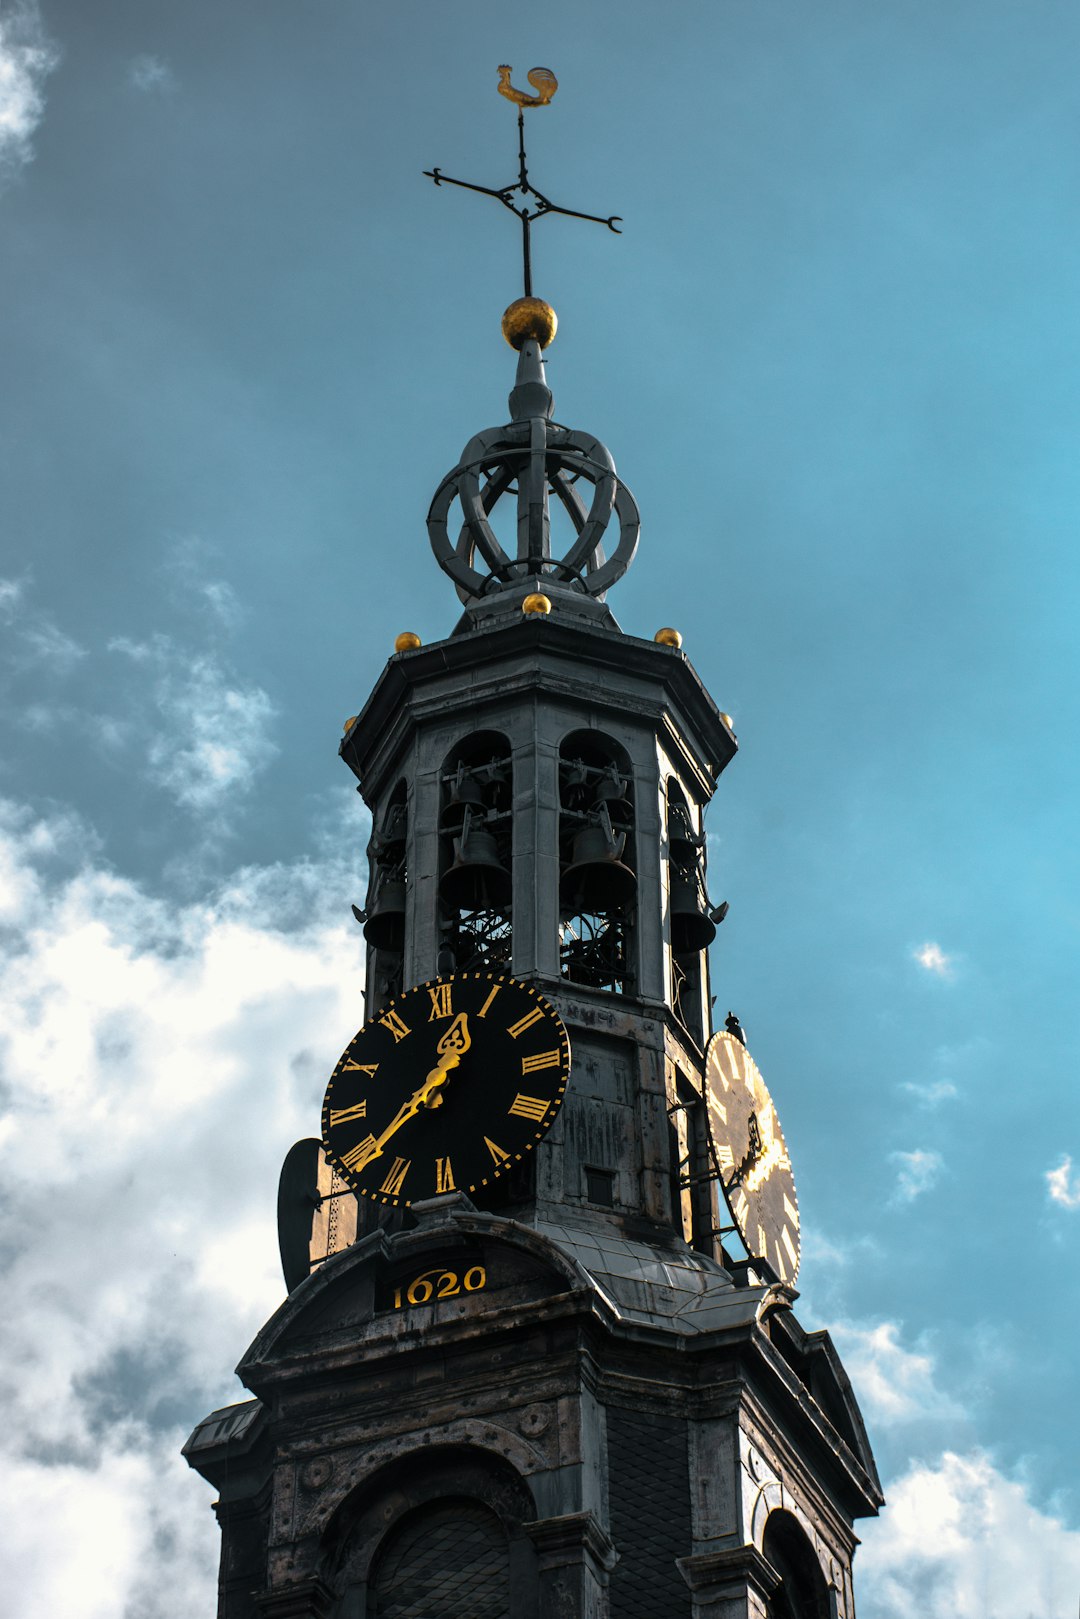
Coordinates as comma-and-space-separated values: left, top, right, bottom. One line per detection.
424, 64, 622, 302
496, 64, 558, 110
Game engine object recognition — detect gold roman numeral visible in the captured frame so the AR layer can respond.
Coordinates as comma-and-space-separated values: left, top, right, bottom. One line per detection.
340, 1135, 379, 1173
379, 1157, 410, 1197
521, 1049, 560, 1074
507, 1006, 544, 1039
427, 983, 453, 1019
508, 1093, 549, 1122
378, 1010, 411, 1043
477, 984, 502, 1018
783, 1193, 799, 1226
341, 1059, 378, 1076
435, 1156, 456, 1193
781, 1224, 799, 1270
484, 1137, 510, 1167
329, 1101, 368, 1126
717, 1143, 735, 1171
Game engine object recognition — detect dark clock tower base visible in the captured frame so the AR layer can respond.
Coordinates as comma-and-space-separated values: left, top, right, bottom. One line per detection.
185, 1194, 880, 1619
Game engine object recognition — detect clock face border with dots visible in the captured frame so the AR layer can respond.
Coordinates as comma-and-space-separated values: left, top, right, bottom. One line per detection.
704, 1030, 801, 1286
321, 973, 571, 1209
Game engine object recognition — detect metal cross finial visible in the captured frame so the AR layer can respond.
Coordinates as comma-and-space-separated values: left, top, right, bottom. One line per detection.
424, 64, 622, 298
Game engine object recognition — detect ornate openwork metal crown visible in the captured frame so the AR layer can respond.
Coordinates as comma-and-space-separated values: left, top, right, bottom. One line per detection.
427, 330, 640, 608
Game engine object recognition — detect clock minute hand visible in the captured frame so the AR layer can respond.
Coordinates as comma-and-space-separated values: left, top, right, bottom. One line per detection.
352, 1045, 467, 1172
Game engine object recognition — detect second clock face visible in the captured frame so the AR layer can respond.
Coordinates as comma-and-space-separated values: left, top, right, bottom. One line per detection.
704, 1030, 801, 1286
322, 973, 571, 1208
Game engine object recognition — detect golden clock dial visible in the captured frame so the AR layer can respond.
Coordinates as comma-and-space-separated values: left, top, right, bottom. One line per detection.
704, 1030, 800, 1285
321, 973, 570, 1208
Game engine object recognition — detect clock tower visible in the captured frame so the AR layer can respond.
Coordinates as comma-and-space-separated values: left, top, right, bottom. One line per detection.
185, 70, 883, 1619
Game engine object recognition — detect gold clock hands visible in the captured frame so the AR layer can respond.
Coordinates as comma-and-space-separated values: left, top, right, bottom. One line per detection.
342, 1024, 471, 1176
436, 1013, 471, 1059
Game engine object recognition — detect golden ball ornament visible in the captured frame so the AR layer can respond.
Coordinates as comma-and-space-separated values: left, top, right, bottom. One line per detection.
394, 631, 422, 653
501, 297, 558, 351
720, 712, 735, 730
343, 716, 358, 733
654, 627, 683, 648
522, 592, 552, 616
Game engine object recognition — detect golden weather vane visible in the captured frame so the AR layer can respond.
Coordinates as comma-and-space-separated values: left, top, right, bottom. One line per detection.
424, 63, 622, 301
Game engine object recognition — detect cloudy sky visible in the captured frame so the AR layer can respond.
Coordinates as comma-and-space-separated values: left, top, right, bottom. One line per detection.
1, 1, 1078, 1613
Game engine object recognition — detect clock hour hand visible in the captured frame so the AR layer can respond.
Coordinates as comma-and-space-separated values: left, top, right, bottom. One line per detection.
347, 1031, 471, 1173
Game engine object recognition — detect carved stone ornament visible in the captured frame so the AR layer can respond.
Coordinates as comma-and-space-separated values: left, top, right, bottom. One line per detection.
300, 1456, 333, 1491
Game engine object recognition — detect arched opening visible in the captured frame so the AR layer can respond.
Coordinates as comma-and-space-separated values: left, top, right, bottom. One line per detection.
666, 778, 721, 1047
363, 780, 408, 1008
437, 731, 513, 975
322, 1445, 538, 1619
558, 729, 636, 995
370, 1498, 509, 1619
762, 1510, 830, 1619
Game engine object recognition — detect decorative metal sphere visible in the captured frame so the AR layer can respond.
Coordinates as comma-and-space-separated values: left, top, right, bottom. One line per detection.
522, 592, 552, 616
343, 716, 358, 733
502, 297, 558, 351
720, 712, 735, 730
394, 631, 422, 653
654, 626, 683, 648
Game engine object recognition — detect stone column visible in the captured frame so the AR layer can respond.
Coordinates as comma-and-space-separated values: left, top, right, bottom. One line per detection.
677, 1545, 780, 1619
525, 1510, 619, 1619
252, 1577, 335, 1619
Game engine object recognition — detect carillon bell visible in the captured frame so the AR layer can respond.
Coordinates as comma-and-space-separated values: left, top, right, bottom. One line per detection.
560, 813, 637, 913
440, 810, 512, 911
668, 803, 705, 865
668, 869, 716, 953
591, 762, 632, 824
440, 764, 488, 829
363, 874, 407, 952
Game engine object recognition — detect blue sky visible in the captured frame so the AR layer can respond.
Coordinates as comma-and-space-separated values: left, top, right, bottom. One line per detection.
1, 1, 1078, 1613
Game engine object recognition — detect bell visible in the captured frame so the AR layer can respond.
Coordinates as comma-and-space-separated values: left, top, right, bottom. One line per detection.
560, 818, 637, 913
379, 802, 408, 847
560, 758, 589, 799
363, 875, 406, 952
669, 869, 716, 953
668, 804, 705, 865
440, 814, 512, 911
592, 763, 633, 824
440, 764, 488, 830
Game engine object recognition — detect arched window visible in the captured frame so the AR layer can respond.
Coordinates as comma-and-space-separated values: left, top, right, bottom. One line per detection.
559, 729, 636, 995
438, 731, 513, 974
362, 780, 408, 1007
370, 1499, 510, 1619
762, 1510, 830, 1619
666, 778, 712, 1045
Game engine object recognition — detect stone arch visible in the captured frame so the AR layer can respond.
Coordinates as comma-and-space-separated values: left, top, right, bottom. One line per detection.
761, 1508, 831, 1619
558, 727, 637, 994
438, 729, 514, 975
319, 1443, 539, 1619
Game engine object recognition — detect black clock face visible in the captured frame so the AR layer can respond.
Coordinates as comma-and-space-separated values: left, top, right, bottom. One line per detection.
322, 973, 571, 1208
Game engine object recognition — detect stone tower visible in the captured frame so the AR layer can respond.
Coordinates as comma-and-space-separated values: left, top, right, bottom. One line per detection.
184, 98, 882, 1619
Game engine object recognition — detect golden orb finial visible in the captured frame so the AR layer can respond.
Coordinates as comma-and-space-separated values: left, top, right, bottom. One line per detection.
394, 631, 422, 653
720, 712, 735, 731
654, 627, 683, 649
343, 716, 358, 734
502, 297, 558, 351
522, 592, 552, 616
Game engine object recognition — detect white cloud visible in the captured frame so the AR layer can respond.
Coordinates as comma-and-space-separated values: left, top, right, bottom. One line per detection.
900, 1078, 958, 1107
0, 573, 87, 671
130, 53, 175, 93
890, 1147, 943, 1203
108, 635, 277, 813
1046, 1154, 1080, 1211
913, 941, 953, 977
0, 1, 58, 181
830, 1319, 963, 1428
0, 796, 364, 1617
858, 1451, 1080, 1619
